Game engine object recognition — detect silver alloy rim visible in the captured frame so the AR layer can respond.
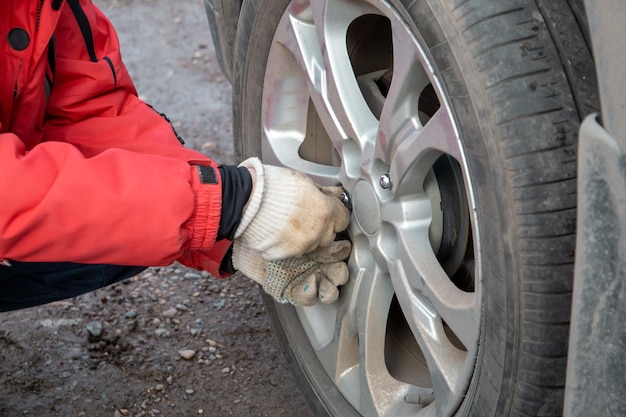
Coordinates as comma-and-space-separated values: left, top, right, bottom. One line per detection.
260, 1, 481, 415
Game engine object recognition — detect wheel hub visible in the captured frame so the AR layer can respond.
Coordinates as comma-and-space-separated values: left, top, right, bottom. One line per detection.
352, 180, 380, 234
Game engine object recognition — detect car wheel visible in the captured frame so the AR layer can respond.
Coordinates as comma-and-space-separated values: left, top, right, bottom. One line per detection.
232, 0, 597, 415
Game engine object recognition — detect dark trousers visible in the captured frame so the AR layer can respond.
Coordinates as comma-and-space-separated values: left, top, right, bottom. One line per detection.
0, 262, 147, 312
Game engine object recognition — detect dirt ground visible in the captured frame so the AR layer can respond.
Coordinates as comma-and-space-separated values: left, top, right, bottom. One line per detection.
0, 1, 311, 416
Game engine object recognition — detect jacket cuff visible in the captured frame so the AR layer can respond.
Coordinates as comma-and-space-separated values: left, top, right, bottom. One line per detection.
177, 239, 234, 278
185, 162, 223, 250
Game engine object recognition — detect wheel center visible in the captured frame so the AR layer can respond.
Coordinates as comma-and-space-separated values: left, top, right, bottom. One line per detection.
352, 180, 380, 234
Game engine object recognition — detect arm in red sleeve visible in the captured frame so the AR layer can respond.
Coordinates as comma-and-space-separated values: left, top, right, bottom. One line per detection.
0, 131, 225, 271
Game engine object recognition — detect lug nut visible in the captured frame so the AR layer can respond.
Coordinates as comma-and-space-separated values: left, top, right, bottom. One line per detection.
379, 173, 392, 190
340, 191, 352, 210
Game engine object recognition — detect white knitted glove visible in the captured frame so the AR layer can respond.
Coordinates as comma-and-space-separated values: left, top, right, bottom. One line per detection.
233, 239, 351, 306
235, 158, 351, 260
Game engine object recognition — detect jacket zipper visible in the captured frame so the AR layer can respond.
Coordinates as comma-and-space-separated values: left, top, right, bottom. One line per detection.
36, 0, 45, 31
147, 104, 185, 145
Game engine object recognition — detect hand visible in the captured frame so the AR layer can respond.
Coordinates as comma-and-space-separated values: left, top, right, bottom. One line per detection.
233, 239, 351, 306
234, 158, 350, 260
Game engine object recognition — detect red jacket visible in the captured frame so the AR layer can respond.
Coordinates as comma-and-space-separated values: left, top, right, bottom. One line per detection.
0, 0, 231, 276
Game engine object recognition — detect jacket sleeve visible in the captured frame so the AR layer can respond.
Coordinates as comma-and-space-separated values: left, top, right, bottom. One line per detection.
0, 132, 226, 270
0, 0, 231, 275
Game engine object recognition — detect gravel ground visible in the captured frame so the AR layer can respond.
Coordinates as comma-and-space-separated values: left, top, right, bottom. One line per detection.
0, 1, 311, 416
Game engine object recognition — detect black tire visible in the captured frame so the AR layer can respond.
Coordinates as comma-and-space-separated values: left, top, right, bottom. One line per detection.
232, 0, 598, 416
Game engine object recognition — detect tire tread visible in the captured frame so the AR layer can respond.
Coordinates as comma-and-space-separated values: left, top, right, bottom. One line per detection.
448, 0, 597, 416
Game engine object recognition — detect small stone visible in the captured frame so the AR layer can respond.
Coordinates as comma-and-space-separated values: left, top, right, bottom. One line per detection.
86, 321, 103, 338
120, 410, 129, 416
125, 310, 137, 319
185, 389, 194, 395
166, 376, 173, 385
221, 367, 230, 373
184, 272, 202, 279
114, 411, 121, 417
78, 411, 86, 417
175, 303, 188, 311
205, 338, 224, 348
162, 308, 177, 318
179, 349, 196, 360
155, 384, 164, 391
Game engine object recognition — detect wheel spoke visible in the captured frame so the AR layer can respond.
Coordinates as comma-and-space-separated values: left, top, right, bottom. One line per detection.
386, 108, 462, 195
381, 197, 479, 350
259, 5, 339, 180
303, 236, 398, 412
302, 260, 364, 403
296, 296, 363, 400
376, 21, 431, 162
378, 195, 478, 414
389, 263, 467, 416
347, 243, 417, 415
288, 0, 379, 150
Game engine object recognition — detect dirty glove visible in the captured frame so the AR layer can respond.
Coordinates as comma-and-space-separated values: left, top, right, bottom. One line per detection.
234, 158, 351, 260
233, 239, 351, 306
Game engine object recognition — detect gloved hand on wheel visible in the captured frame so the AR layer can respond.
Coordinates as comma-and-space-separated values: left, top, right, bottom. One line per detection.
234, 158, 351, 260
232, 239, 351, 306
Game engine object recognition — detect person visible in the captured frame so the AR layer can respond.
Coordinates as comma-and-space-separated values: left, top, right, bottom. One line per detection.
0, 0, 351, 312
